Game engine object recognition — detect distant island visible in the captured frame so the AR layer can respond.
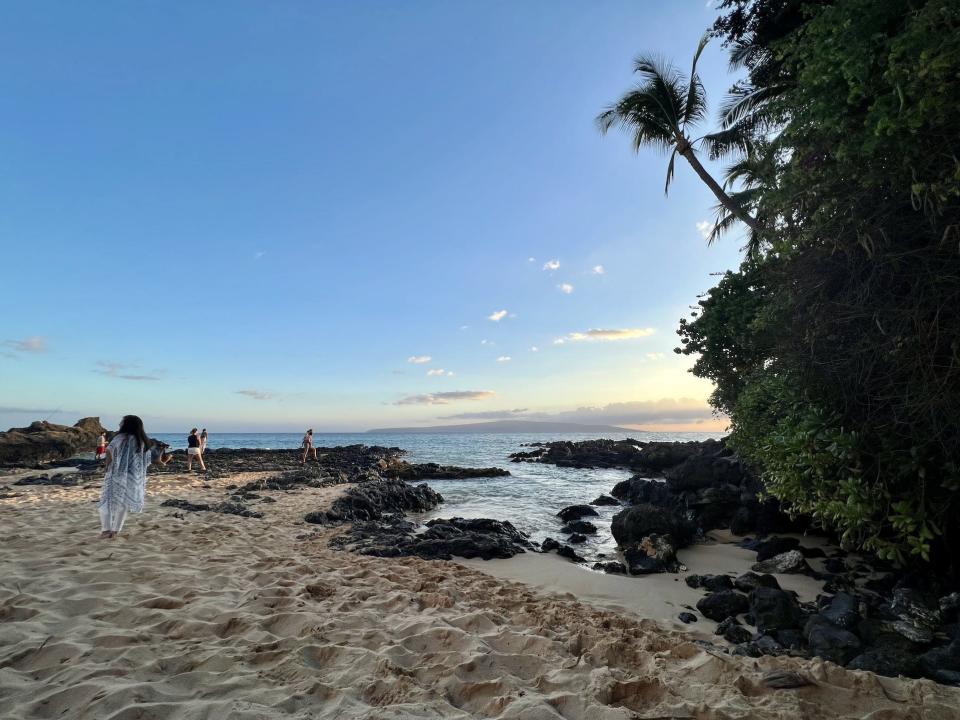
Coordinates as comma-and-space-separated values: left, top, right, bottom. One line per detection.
366, 420, 631, 434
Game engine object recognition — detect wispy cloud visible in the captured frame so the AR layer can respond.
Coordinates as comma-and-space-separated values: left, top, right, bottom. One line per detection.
531, 346, 539, 352
592, 265, 605, 275
558, 283, 574, 294
543, 259, 560, 271
3, 336, 48, 354
557, 328, 656, 342
235, 389, 275, 400
645, 352, 665, 360
394, 390, 496, 406
488, 309, 508, 322
427, 368, 454, 377
438, 408, 529, 420
407, 355, 432, 364
254, 251, 266, 260
94, 361, 163, 381
0, 405, 70, 416
496, 356, 511, 363
696, 220, 711, 239
481, 339, 494, 346
551, 398, 719, 426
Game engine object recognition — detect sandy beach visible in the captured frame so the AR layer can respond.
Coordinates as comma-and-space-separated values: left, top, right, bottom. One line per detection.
2, 468, 959, 720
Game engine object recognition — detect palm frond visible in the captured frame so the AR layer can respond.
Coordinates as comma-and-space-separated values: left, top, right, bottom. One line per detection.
682, 34, 710, 128
719, 83, 786, 130
700, 126, 753, 161
664, 147, 679, 196
596, 88, 676, 153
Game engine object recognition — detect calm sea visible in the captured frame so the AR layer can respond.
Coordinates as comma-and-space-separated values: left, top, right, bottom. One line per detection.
152, 431, 723, 560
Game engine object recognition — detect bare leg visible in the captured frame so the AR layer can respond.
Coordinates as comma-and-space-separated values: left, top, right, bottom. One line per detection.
199, 454, 207, 471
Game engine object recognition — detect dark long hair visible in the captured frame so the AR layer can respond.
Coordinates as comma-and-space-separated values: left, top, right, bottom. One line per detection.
118, 415, 149, 451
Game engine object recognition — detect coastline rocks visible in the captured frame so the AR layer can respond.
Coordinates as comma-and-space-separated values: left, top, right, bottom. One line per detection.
749, 587, 802, 634
556, 505, 599, 523
686, 574, 734, 592
594, 561, 626, 574
821, 592, 861, 630
609, 477, 676, 507
734, 572, 781, 593
752, 537, 801, 562
590, 494, 620, 506
161, 498, 264, 519
804, 615, 862, 665
678, 612, 698, 624
305, 478, 442, 524
509, 439, 644, 469
611, 504, 694, 548
623, 534, 681, 574
0, 417, 108, 465
888, 588, 942, 644
560, 520, 597, 535
386, 461, 510, 481
751, 550, 810, 575
664, 454, 745, 492
331, 515, 534, 561
696, 590, 749, 622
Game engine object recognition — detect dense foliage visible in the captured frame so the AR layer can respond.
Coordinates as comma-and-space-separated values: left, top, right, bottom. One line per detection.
676, 0, 960, 567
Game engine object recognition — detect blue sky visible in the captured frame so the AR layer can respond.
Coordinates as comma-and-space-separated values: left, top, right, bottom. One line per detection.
0, 1, 746, 432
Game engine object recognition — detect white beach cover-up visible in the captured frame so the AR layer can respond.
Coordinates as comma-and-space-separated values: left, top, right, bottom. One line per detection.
99, 434, 152, 522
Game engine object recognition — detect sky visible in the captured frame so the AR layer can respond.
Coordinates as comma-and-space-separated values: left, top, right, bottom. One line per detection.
0, 1, 747, 433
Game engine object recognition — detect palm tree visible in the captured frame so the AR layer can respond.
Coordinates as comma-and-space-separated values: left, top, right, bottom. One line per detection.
597, 36, 759, 233
706, 152, 773, 258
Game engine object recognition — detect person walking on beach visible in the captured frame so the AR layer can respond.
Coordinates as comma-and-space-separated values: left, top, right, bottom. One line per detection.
302, 428, 318, 464
95, 432, 107, 461
187, 428, 206, 472
200, 428, 208, 454
99, 415, 152, 539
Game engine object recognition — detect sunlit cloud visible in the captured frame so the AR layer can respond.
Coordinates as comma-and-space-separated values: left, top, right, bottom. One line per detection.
488, 309, 508, 322
558, 283, 574, 294
94, 360, 163, 381
559, 328, 656, 342
592, 265, 605, 275
3, 336, 48, 354
426, 368, 453, 377
543, 259, 560, 271
696, 220, 711, 239
407, 355, 432, 364
645, 352, 665, 360
394, 390, 496, 406
496, 356, 511, 363
236, 389, 275, 400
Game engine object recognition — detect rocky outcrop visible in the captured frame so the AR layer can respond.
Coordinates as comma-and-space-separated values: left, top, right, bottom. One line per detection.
385, 462, 510, 481
305, 478, 442, 525
509, 438, 724, 472
160, 498, 264, 518
0, 417, 108, 465
329, 516, 534, 561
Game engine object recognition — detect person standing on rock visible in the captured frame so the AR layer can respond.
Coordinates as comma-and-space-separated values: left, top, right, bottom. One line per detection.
200, 428, 208, 454
187, 428, 206, 472
99, 415, 152, 539
95, 432, 107, 461
302, 428, 318, 464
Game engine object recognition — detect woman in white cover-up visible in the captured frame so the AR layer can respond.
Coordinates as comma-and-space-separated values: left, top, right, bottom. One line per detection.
99, 415, 152, 539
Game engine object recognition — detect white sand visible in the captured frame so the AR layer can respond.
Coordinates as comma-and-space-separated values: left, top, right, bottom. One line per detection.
1, 469, 958, 719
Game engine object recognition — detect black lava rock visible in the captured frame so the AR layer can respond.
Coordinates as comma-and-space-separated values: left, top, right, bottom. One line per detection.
556, 504, 599, 523
696, 590, 749, 622
805, 615, 862, 665
678, 612, 698, 624
560, 520, 598, 535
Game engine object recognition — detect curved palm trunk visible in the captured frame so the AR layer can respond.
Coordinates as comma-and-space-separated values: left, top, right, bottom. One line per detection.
679, 146, 759, 232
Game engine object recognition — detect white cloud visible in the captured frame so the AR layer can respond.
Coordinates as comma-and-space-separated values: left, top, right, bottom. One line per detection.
543, 259, 560, 271
94, 360, 163, 382
481, 339, 493, 346
558, 283, 574, 294
460, 325, 469, 330
528, 257, 536, 263
446, 371, 455, 377
426, 368, 448, 376
407, 355, 432, 364
488, 309, 508, 322
592, 265, 605, 275
645, 352, 665, 360
394, 390, 496, 406
558, 328, 656, 342
696, 220, 711, 239
531, 346, 539, 352
236, 389, 275, 400
3, 336, 48, 354
496, 356, 511, 363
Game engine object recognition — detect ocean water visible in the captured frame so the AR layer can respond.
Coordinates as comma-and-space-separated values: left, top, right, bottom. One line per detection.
153, 431, 724, 561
